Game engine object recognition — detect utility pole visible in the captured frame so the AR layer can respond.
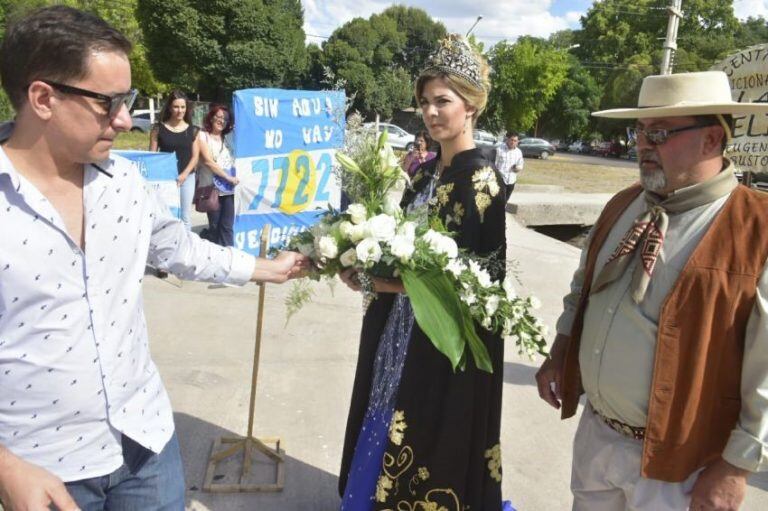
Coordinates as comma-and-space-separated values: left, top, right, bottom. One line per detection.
660, 0, 683, 75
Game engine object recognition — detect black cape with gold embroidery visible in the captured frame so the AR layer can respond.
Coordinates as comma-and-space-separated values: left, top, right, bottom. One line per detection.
339, 148, 507, 510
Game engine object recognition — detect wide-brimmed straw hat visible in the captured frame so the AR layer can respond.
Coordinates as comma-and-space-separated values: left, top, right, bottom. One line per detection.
592, 71, 768, 119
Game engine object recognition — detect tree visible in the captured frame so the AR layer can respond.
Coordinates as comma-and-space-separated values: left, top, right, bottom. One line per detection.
0, 0, 168, 96
537, 58, 601, 140
378, 5, 447, 80
484, 37, 570, 134
137, 0, 307, 101
317, 6, 445, 119
737, 16, 768, 49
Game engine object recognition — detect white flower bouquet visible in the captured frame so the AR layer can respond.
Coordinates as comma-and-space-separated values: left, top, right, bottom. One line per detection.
285, 121, 548, 372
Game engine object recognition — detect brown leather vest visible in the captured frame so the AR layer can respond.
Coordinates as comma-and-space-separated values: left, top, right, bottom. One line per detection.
561, 183, 768, 482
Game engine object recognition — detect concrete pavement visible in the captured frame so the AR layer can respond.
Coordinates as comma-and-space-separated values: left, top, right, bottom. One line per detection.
143, 209, 768, 510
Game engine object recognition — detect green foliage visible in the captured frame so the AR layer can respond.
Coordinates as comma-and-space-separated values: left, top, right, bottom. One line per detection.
736, 16, 768, 48
0, 0, 168, 95
537, 58, 601, 140
136, 0, 307, 101
317, 6, 446, 119
484, 37, 570, 134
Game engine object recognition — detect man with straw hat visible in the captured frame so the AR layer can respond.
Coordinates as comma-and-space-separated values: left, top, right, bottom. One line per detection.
536, 71, 768, 510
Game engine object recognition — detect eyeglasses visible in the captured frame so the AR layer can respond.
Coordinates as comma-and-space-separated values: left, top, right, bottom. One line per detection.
35, 80, 138, 118
627, 124, 714, 146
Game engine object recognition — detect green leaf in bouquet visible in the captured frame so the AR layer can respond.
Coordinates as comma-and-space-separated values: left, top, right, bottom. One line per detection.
401, 268, 467, 372
459, 303, 493, 373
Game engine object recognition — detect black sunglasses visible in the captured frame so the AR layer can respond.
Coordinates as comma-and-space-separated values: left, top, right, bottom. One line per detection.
35, 79, 138, 118
627, 123, 716, 146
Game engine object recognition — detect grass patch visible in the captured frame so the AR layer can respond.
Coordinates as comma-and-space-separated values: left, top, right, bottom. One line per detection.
114, 130, 150, 150
518, 154, 638, 193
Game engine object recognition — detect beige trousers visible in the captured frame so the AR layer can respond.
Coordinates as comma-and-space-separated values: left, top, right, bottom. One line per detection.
571, 406, 700, 511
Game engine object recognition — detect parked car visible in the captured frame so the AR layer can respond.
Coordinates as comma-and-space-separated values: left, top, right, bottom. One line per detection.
568, 140, 591, 154
363, 122, 415, 150
130, 112, 153, 133
519, 137, 556, 159
473, 129, 499, 148
593, 141, 625, 158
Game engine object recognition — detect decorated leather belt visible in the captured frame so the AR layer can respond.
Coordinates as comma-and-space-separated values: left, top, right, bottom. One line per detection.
590, 403, 646, 440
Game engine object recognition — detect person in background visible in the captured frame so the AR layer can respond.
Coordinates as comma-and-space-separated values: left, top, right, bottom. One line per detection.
149, 90, 198, 230
495, 131, 524, 199
401, 129, 436, 177
197, 104, 238, 246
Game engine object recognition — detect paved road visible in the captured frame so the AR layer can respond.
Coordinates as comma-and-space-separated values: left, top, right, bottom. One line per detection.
142, 211, 768, 510
552, 152, 637, 169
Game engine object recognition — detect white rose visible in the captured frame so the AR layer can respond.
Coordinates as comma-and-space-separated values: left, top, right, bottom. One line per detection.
435, 236, 458, 258
383, 194, 401, 216
349, 223, 368, 242
422, 229, 457, 258
339, 248, 357, 267
338, 221, 354, 240
423, 229, 441, 246
367, 214, 397, 242
502, 276, 517, 300
389, 235, 415, 262
485, 295, 500, 316
481, 317, 492, 330
356, 238, 382, 265
316, 236, 338, 259
397, 221, 417, 242
445, 258, 467, 277
347, 203, 367, 225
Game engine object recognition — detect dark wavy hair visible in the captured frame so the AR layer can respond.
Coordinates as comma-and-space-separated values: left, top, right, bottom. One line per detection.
414, 129, 431, 146
0, 6, 132, 110
202, 104, 233, 136
159, 90, 192, 124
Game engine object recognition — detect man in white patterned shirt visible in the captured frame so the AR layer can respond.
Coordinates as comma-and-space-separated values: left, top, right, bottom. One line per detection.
0, 6, 304, 510
494, 131, 524, 200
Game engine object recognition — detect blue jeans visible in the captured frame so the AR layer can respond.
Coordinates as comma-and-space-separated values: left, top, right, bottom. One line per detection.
179, 176, 195, 230
216, 194, 235, 247
65, 433, 185, 511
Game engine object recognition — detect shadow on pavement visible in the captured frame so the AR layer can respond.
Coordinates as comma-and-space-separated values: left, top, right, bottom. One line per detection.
503, 361, 538, 387
750, 471, 768, 491
175, 412, 341, 511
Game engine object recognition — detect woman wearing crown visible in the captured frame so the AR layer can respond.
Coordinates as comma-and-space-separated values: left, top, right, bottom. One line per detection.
338, 35, 508, 511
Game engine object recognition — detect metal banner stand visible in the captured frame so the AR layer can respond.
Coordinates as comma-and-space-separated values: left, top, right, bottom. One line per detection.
203, 224, 285, 492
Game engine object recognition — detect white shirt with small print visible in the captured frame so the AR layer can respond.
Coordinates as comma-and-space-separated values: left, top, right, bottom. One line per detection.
0, 123, 255, 482
494, 144, 524, 185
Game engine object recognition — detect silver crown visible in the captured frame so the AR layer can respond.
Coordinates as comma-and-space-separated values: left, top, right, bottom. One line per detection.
422, 34, 483, 89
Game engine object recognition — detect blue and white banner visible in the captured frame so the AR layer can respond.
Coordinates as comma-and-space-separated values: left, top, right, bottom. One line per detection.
114, 150, 180, 218
233, 88, 346, 255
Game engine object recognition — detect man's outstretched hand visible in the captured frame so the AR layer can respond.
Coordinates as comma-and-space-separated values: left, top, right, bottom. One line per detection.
252, 251, 310, 284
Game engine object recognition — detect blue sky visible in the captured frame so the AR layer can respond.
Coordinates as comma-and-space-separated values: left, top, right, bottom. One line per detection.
301, 0, 767, 48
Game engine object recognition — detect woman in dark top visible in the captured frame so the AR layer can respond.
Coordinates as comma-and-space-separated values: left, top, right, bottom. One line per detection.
338, 35, 507, 511
149, 90, 199, 230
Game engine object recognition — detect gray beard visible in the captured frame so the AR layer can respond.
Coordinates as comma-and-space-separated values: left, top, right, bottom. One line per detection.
640, 167, 667, 193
